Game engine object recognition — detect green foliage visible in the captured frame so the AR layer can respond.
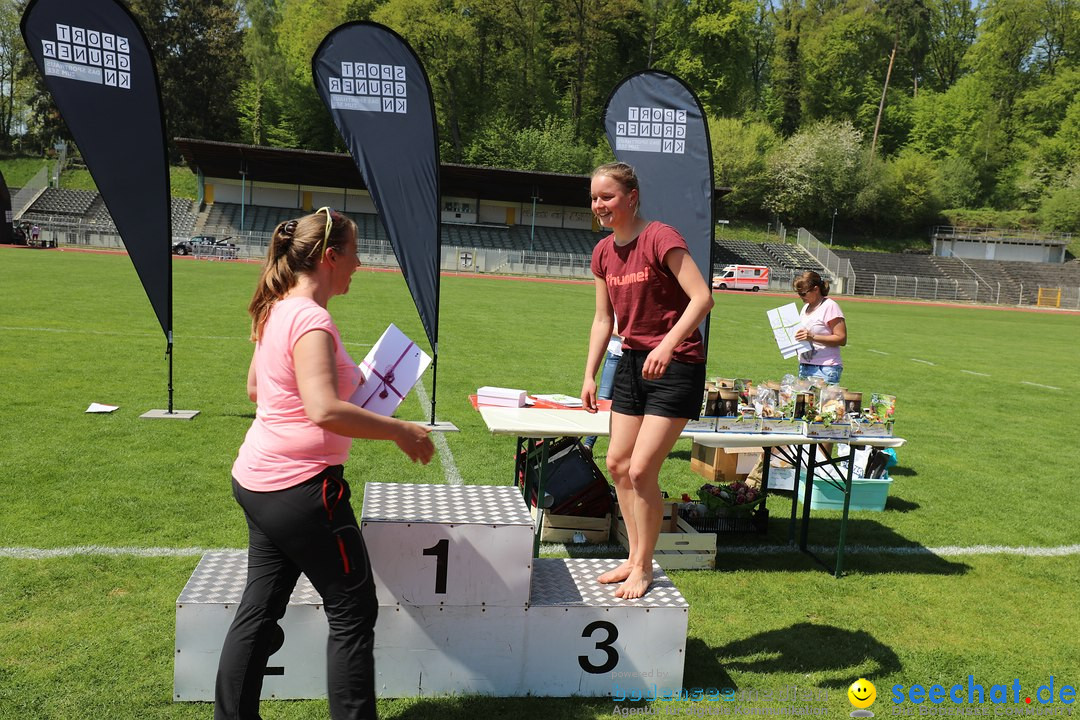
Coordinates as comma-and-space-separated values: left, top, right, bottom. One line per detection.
883, 148, 943, 227
1038, 180, 1080, 232
932, 155, 980, 209
800, 0, 891, 125
709, 115, 779, 215
764, 118, 864, 223
939, 207, 1038, 229
463, 115, 597, 174
127, 0, 247, 159
0, 155, 48, 188
9, 0, 1080, 234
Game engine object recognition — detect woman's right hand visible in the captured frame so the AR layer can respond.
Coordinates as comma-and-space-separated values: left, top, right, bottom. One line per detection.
395, 421, 435, 464
581, 377, 598, 414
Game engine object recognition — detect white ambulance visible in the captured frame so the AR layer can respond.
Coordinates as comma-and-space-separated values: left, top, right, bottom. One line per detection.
712, 264, 770, 291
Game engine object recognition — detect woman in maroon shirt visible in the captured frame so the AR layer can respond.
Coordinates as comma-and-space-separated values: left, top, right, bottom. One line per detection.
581, 162, 714, 598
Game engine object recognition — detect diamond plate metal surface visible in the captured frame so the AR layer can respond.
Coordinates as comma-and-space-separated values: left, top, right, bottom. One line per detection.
176, 551, 322, 605
361, 482, 532, 526
529, 558, 688, 609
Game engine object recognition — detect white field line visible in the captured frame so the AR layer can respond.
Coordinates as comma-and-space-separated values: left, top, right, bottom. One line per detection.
5, 543, 1079, 560
1020, 381, 1061, 391
714, 543, 1080, 557
867, 349, 890, 355
961, 370, 991, 377
414, 379, 462, 485
910, 358, 936, 366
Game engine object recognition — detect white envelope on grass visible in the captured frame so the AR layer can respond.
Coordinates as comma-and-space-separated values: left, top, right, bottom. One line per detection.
349, 324, 431, 416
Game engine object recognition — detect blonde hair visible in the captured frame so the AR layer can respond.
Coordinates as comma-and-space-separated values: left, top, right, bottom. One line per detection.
793, 270, 830, 297
248, 209, 357, 340
591, 162, 640, 197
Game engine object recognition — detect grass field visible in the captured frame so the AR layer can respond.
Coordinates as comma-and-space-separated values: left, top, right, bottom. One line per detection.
1, 247, 1078, 719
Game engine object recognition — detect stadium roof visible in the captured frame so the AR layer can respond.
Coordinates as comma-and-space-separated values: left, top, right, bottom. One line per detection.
175, 138, 731, 209
175, 138, 594, 206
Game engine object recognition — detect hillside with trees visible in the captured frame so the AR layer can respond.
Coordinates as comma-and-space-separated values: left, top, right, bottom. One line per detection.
2, 0, 1079, 238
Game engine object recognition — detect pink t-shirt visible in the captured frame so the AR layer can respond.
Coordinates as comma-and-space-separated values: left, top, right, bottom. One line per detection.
233, 297, 361, 491
590, 221, 705, 364
799, 297, 845, 367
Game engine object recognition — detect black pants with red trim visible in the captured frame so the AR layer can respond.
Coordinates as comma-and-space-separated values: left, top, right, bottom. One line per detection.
215, 466, 378, 720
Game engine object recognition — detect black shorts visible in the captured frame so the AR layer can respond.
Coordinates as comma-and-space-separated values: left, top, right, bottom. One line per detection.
610, 349, 706, 419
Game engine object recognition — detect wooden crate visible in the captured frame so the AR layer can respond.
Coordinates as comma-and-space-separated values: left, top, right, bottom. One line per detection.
615, 500, 680, 533
614, 514, 716, 571
531, 506, 611, 543
690, 441, 762, 483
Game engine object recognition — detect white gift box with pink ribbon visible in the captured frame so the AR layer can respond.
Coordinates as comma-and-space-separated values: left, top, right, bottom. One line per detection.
349, 323, 431, 416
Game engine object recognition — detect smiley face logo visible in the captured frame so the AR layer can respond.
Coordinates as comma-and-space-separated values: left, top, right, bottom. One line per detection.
848, 678, 877, 714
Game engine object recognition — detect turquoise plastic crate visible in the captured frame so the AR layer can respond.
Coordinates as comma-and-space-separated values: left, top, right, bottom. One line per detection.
796, 475, 892, 512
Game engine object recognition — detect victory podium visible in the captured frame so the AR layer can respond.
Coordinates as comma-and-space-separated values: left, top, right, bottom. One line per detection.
175, 483, 689, 700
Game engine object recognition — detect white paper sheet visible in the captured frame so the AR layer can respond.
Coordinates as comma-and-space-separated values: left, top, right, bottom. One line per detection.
349, 324, 431, 416
86, 403, 119, 413
531, 393, 583, 407
767, 303, 813, 359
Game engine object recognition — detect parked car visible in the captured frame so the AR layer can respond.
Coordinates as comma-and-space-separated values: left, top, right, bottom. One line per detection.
172, 235, 238, 259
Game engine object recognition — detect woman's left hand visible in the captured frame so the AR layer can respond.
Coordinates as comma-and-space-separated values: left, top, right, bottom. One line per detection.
642, 345, 674, 380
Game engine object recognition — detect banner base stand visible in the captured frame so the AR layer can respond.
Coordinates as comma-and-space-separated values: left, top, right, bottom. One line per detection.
409, 420, 458, 433
141, 409, 200, 420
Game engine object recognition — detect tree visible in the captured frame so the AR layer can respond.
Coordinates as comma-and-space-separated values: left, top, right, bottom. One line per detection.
799, 1, 891, 128
373, 0, 482, 161
766, 0, 803, 135
870, 0, 930, 155
548, 0, 638, 140
924, 0, 977, 91
764, 118, 864, 223
657, 0, 759, 116
127, 0, 246, 156
0, 0, 27, 150
709, 115, 779, 215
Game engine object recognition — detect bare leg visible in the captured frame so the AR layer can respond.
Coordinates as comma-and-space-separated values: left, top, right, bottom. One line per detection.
615, 415, 689, 600
598, 412, 643, 584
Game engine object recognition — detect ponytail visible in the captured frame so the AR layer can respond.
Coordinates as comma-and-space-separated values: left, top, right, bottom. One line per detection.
247, 211, 356, 340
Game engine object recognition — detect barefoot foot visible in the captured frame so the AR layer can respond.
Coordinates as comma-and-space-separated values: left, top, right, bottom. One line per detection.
597, 561, 633, 584
614, 567, 654, 599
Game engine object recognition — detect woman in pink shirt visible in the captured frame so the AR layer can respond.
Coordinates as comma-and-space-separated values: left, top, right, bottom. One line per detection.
215, 208, 434, 720
793, 271, 848, 384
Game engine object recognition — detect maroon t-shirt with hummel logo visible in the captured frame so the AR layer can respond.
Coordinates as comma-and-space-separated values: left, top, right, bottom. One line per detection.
590, 221, 705, 364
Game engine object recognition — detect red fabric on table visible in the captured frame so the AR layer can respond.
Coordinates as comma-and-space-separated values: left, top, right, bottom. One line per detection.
469, 395, 612, 411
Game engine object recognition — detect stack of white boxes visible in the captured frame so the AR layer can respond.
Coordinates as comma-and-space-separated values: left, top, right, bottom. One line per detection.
174, 482, 689, 700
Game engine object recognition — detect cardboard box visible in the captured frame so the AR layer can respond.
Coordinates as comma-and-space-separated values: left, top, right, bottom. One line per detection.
683, 417, 718, 432
796, 475, 892, 512
758, 418, 806, 435
530, 507, 611, 543
849, 418, 894, 438
690, 442, 762, 483
805, 421, 850, 439
714, 416, 759, 433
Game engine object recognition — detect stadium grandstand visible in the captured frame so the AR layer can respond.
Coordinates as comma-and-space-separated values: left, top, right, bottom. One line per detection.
10, 137, 1077, 307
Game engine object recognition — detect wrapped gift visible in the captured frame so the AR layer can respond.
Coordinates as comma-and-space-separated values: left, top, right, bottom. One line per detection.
349, 324, 431, 416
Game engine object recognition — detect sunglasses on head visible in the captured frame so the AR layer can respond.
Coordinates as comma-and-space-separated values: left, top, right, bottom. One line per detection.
310, 206, 334, 260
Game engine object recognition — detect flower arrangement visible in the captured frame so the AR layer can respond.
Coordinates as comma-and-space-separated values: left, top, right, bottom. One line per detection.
698, 482, 766, 514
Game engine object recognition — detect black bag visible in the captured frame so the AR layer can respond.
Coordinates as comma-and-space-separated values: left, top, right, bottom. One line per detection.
516, 438, 613, 518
